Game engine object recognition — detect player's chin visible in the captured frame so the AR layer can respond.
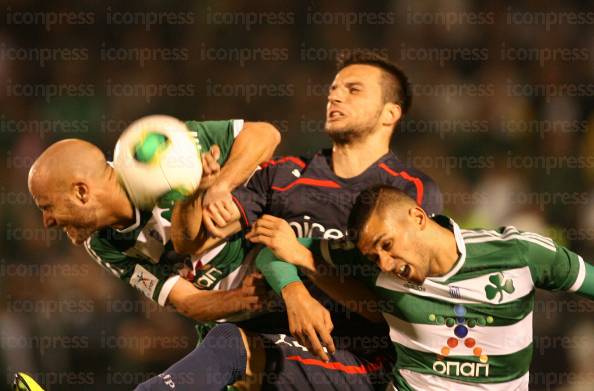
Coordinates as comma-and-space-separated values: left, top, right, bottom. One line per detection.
324, 120, 346, 132
67, 230, 92, 246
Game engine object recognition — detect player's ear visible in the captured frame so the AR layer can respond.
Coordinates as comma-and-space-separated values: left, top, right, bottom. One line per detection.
409, 206, 426, 230
382, 102, 401, 128
73, 182, 90, 204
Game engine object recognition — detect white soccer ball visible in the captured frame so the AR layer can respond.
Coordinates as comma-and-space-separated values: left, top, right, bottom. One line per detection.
113, 115, 202, 210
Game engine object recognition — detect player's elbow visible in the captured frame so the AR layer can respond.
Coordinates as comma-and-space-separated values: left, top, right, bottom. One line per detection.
261, 122, 281, 159
260, 122, 282, 146
245, 121, 281, 159
172, 224, 211, 256
171, 229, 197, 255
172, 236, 195, 255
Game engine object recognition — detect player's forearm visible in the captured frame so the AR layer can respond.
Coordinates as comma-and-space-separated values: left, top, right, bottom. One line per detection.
171, 192, 204, 254
214, 122, 280, 191
255, 245, 384, 323
305, 273, 385, 323
255, 247, 305, 294
175, 288, 251, 322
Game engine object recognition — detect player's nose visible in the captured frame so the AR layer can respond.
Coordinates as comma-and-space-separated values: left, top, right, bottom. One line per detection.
43, 212, 56, 228
378, 252, 395, 273
327, 87, 344, 104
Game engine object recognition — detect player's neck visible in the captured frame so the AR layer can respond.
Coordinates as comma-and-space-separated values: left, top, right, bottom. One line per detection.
105, 178, 135, 230
429, 225, 460, 277
331, 138, 389, 178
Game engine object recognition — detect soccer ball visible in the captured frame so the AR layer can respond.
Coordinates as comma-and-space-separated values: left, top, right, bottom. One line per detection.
113, 115, 203, 210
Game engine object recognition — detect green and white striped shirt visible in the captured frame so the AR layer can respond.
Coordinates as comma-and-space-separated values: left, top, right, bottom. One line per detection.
311, 215, 588, 391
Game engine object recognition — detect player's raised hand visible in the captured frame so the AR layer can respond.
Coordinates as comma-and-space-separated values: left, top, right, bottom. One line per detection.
203, 199, 240, 238
198, 145, 221, 190
236, 272, 267, 312
281, 282, 335, 362
246, 215, 316, 270
200, 146, 241, 238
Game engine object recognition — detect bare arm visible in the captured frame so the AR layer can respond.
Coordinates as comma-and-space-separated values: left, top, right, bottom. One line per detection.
204, 121, 280, 201
202, 122, 280, 234
171, 188, 241, 256
249, 215, 384, 323
167, 273, 265, 322
172, 122, 279, 253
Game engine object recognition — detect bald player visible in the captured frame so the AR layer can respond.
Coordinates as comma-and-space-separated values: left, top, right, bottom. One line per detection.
28, 119, 280, 321
29, 139, 135, 245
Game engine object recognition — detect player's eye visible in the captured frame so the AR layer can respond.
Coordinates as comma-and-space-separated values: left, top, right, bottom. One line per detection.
350, 88, 360, 94
367, 253, 379, 264
381, 240, 392, 251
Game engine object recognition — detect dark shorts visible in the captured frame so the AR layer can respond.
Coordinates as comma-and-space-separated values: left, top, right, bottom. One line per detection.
253, 332, 394, 391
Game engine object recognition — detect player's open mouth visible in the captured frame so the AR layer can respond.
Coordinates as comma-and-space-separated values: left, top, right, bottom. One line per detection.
328, 110, 345, 120
398, 264, 411, 279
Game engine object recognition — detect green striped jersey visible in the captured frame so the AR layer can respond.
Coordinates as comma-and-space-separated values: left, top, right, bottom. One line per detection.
84, 120, 252, 307
310, 215, 587, 391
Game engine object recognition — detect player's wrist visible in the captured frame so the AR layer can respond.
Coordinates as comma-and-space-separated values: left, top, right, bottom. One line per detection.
210, 178, 233, 194
291, 246, 316, 272
281, 281, 309, 301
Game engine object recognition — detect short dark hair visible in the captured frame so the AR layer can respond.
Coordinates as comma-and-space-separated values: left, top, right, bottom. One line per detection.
336, 51, 412, 116
347, 185, 416, 241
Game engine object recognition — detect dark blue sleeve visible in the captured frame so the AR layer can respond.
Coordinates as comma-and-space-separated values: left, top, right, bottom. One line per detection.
231, 165, 275, 228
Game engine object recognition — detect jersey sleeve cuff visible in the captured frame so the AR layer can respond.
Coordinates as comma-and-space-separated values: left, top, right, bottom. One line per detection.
158, 275, 181, 306
232, 119, 244, 138
231, 195, 250, 228
568, 256, 586, 292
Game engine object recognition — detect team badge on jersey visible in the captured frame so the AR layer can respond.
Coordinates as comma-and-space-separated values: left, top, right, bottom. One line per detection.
130, 264, 158, 299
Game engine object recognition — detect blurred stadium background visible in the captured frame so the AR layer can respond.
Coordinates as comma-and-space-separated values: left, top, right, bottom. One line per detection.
1, 0, 593, 389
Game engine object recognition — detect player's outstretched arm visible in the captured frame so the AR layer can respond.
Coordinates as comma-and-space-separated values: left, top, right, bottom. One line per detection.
203, 121, 280, 208
202, 122, 280, 236
520, 230, 594, 300
167, 273, 266, 322
249, 215, 385, 361
171, 187, 241, 256
171, 146, 242, 255
249, 215, 385, 323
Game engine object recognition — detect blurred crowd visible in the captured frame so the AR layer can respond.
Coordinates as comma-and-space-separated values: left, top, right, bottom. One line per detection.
1, 0, 593, 389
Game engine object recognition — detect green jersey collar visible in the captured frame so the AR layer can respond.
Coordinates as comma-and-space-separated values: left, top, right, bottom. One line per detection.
115, 207, 141, 233
427, 215, 467, 282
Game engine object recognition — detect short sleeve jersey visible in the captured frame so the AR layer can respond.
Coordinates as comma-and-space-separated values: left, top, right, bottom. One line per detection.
304, 216, 589, 389
84, 120, 249, 306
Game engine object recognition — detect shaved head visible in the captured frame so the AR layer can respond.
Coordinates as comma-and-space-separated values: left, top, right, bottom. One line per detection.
347, 185, 418, 240
28, 139, 125, 245
28, 139, 109, 195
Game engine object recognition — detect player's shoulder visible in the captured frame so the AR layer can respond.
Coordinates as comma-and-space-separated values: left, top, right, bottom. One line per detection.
379, 152, 437, 184
184, 119, 232, 129
260, 155, 310, 169
378, 152, 442, 207
461, 225, 556, 258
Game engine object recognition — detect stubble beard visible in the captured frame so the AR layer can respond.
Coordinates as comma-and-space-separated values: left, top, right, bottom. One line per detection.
325, 108, 382, 146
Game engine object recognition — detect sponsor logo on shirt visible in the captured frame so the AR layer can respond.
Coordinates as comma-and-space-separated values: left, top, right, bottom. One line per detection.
194, 265, 224, 289
429, 304, 493, 378
288, 215, 345, 239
